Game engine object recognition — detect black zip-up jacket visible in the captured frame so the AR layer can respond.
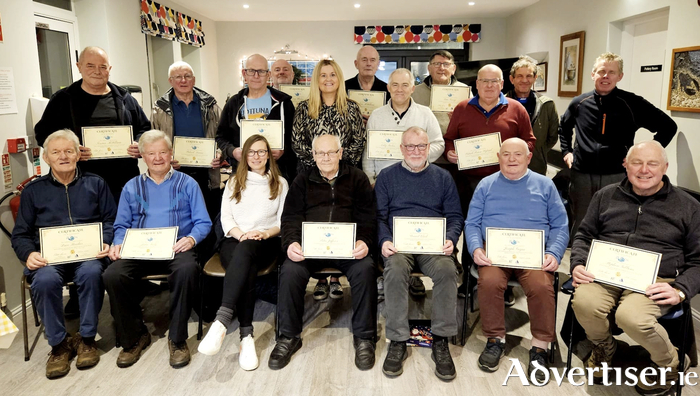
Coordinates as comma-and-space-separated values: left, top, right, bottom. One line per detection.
281, 161, 376, 253
11, 169, 117, 262
559, 87, 677, 174
570, 176, 700, 298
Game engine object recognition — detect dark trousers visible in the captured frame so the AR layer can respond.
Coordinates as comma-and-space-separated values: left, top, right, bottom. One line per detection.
569, 170, 625, 239
103, 251, 199, 348
219, 237, 280, 332
277, 256, 377, 340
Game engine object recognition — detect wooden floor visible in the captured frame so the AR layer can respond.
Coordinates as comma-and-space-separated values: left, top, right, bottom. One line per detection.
2, 251, 700, 396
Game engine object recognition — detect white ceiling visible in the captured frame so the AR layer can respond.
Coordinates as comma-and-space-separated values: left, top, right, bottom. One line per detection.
168, 0, 540, 22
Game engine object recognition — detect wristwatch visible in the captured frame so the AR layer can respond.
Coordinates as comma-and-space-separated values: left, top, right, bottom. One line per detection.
674, 288, 686, 302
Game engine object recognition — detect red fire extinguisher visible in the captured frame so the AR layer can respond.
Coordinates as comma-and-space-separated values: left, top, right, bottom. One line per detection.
0, 176, 37, 238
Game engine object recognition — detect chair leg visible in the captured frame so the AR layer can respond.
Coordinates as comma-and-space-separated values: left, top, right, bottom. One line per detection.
676, 303, 691, 396
550, 273, 559, 363
275, 261, 281, 342
21, 276, 29, 361
30, 290, 39, 327
566, 296, 574, 373
461, 268, 474, 346
197, 270, 204, 340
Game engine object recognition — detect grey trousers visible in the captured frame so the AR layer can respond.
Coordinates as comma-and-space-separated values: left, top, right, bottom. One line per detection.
569, 170, 625, 239
383, 253, 459, 341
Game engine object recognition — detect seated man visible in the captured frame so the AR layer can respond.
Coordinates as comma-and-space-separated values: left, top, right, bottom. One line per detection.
375, 127, 463, 380
271, 134, 378, 370
103, 130, 212, 369
11, 129, 116, 378
571, 141, 700, 395
465, 138, 568, 377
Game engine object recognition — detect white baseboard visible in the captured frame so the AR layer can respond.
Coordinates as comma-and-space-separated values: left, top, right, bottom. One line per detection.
10, 299, 32, 319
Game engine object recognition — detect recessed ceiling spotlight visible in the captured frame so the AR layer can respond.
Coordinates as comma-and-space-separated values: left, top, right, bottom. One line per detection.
468, 2, 475, 5
243, 4, 249, 9
354, 4, 361, 8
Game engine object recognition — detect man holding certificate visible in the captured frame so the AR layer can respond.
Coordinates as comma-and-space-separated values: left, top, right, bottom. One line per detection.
270, 134, 377, 371
465, 138, 568, 378
375, 127, 463, 380
344, 46, 390, 117
571, 141, 700, 394
11, 130, 117, 379
103, 130, 212, 369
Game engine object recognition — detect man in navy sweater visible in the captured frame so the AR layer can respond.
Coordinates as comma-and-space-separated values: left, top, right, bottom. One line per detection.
375, 127, 463, 380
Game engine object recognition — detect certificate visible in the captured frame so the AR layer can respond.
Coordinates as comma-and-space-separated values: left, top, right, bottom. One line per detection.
348, 90, 386, 117
279, 85, 310, 107
366, 130, 404, 160
240, 120, 284, 150
40, 223, 103, 265
393, 217, 446, 255
585, 240, 662, 294
120, 227, 179, 260
81, 126, 133, 159
302, 222, 356, 259
454, 132, 501, 170
486, 227, 544, 270
173, 137, 216, 167
429, 85, 471, 112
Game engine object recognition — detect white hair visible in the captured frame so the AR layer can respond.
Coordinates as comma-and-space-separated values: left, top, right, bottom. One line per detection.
311, 134, 342, 151
389, 68, 415, 88
626, 140, 667, 164
138, 130, 172, 153
168, 61, 194, 78
43, 129, 80, 152
402, 126, 428, 142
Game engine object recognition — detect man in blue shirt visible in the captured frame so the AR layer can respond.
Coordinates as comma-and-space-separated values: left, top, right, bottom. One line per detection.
103, 130, 212, 369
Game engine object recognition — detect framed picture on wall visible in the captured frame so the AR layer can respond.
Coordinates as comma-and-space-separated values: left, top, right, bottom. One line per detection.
558, 31, 585, 97
534, 62, 547, 91
667, 45, 700, 113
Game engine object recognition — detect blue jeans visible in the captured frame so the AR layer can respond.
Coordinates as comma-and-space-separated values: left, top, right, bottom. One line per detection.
25, 259, 107, 346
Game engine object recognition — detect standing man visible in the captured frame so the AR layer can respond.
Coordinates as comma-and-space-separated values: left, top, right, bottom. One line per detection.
505, 56, 559, 175
345, 45, 389, 98
559, 52, 677, 239
271, 59, 294, 89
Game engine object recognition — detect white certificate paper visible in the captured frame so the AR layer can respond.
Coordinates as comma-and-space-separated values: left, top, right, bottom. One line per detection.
393, 217, 446, 255
240, 120, 284, 150
172, 137, 216, 167
348, 90, 386, 117
486, 227, 544, 269
40, 223, 103, 265
279, 85, 311, 107
366, 130, 404, 160
120, 227, 179, 260
430, 85, 471, 112
585, 240, 662, 294
302, 222, 356, 259
454, 132, 502, 170
81, 126, 133, 159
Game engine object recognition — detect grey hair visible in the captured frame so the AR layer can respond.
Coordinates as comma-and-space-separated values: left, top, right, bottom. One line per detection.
402, 126, 428, 142
389, 68, 415, 88
43, 129, 80, 152
78, 46, 109, 64
626, 140, 667, 164
510, 55, 538, 77
138, 130, 172, 153
311, 134, 342, 151
168, 61, 194, 78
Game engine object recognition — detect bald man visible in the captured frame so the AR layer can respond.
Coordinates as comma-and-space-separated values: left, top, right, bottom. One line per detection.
271, 59, 294, 89
345, 45, 390, 105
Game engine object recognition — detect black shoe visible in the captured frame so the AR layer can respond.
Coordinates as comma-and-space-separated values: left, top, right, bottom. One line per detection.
382, 341, 408, 376
478, 338, 505, 372
504, 287, 515, 307
353, 336, 376, 370
268, 335, 302, 370
527, 347, 548, 384
409, 277, 426, 297
431, 336, 456, 380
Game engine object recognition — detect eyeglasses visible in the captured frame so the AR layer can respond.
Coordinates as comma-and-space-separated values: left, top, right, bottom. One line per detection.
170, 74, 194, 81
313, 149, 341, 158
247, 149, 268, 157
429, 61, 454, 68
244, 69, 269, 77
477, 79, 502, 86
402, 144, 428, 152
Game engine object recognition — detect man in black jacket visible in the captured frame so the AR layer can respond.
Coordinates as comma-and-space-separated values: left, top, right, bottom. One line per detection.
270, 134, 378, 371
559, 52, 677, 239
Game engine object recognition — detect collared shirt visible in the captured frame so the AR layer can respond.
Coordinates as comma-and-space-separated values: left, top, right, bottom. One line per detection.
320, 168, 340, 186
500, 168, 530, 181
172, 92, 205, 137
401, 160, 429, 173
143, 166, 175, 184
514, 91, 536, 121
468, 92, 508, 118
390, 99, 412, 121
50, 168, 79, 185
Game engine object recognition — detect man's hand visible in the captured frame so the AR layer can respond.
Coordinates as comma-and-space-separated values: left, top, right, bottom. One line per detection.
353, 240, 369, 259
173, 236, 195, 253
446, 150, 459, 164
473, 248, 492, 266
79, 145, 92, 161
563, 153, 573, 169
96, 243, 110, 259
646, 283, 681, 306
211, 157, 221, 169
233, 147, 243, 162
542, 254, 559, 272
271, 150, 284, 160
571, 265, 595, 287
26, 252, 48, 270
443, 240, 454, 256
109, 245, 122, 261
382, 241, 398, 258
170, 159, 181, 170
127, 143, 141, 158
287, 242, 305, 262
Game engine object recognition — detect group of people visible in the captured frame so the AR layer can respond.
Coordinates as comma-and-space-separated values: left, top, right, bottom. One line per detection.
11, 44, 699, 395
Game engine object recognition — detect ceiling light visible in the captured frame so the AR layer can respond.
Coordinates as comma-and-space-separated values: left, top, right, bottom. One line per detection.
468, 2, 475, 5
243, 4, 249, 9
354, 4, 361, 8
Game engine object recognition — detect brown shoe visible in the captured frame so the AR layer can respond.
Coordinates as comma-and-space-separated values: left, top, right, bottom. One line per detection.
46, 335, 76, 379
586, 339, 617, 384
117, 330, 151, 368
169, 339, 191, 368
74, 333, 100, 369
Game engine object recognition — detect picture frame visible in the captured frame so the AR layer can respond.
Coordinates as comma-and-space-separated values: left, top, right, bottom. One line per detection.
534, 62, 547, 92
558, 31, 586, 97
667, 45, 700, 113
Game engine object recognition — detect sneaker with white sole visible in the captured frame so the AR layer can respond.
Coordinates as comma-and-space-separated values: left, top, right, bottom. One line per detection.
198, 320, 227, 356
239, 335, 259, 371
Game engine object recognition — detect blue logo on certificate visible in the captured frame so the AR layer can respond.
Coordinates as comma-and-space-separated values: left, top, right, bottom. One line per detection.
67, 235, 75, 241
415, 228, 422, 233
259, 128, 265, 133
324, 232, 331, 237
510, 240, 517, 245
617, 256, 626, 262
191, 146, 197, 150
475, 145, 481, 149
104, 136, 111, 140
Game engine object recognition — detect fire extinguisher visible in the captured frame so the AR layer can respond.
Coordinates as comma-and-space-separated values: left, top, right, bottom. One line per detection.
0, 176, 37, 239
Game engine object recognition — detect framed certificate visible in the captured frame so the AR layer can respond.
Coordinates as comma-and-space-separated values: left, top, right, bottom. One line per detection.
279, 85, 311, 107
120, 227, 179, 260
81, 126, 133, 159
486, 227, 544, 270
40, 223, 104, 265
585, 240, 662, 294
454, 132, 502, 170
240, 120, 284, 150
366, 130, 404, 160
429, 85, 471, 112
172, 137, 216, 167
393, 217, 446, 255
348, 90, 386, 117
302, 222, 356, 259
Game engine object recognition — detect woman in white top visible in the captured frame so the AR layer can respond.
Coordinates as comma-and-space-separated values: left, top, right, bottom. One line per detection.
198, 135, 288, 370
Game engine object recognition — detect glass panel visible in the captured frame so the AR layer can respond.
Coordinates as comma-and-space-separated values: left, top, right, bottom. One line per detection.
410, 61, 429, 84
375, 61, 397, 84
36, 27, 73, 98
33, 0, 72, 11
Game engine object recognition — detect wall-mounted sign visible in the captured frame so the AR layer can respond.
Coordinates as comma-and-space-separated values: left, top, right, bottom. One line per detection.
640, 65, 662, 73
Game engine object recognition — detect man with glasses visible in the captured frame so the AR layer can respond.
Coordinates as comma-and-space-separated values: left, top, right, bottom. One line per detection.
271, 59, 295, 89
375, 127, 462, 380
216, 54, 297, 181
345, 46, 390, 111
271, 134, 378, 371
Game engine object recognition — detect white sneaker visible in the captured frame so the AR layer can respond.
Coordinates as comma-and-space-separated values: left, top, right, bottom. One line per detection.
198, 320, 227, 356
239, 335, 259, 371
